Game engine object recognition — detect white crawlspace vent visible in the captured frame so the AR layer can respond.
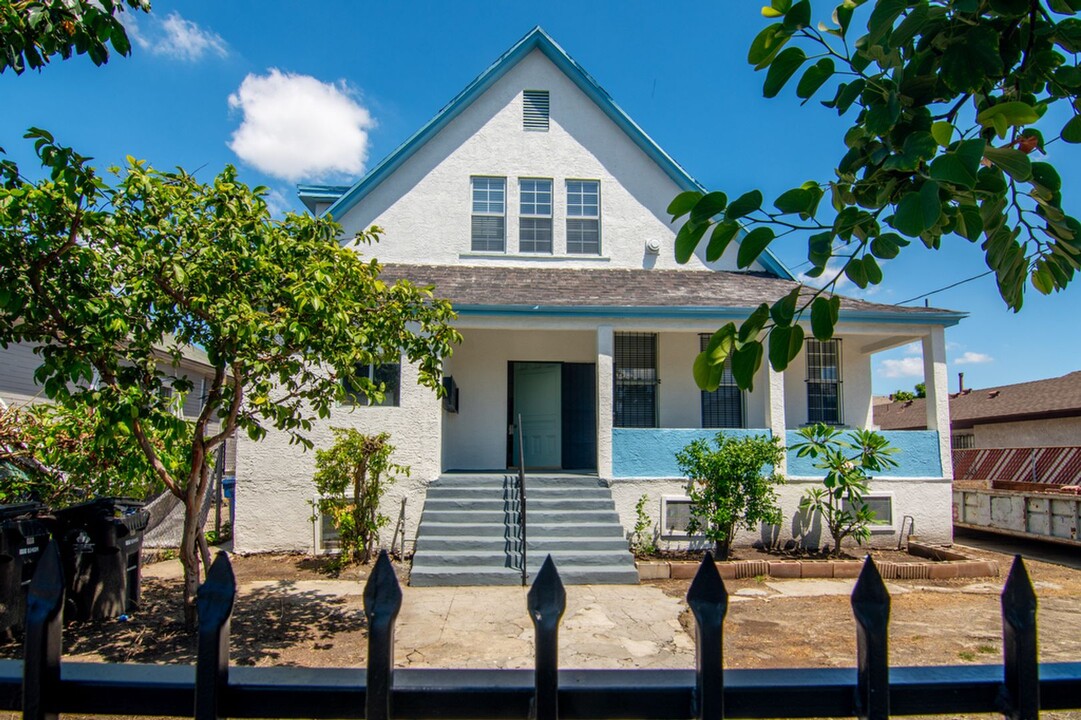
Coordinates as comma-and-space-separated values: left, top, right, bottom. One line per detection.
523, 90, 549, 131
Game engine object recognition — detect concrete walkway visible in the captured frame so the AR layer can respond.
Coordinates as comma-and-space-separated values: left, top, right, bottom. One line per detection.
142, 562, 694, 668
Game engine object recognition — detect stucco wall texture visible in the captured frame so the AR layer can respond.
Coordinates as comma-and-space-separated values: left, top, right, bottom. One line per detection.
971, 416, 1081, 448
234, 361, 442, 553
610, 476, 954, 550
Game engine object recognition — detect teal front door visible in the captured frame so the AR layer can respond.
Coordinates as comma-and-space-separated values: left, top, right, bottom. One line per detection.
511, 362, 562, 469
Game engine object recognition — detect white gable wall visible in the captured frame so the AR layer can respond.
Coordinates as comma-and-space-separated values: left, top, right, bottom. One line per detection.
336, 49, 764, 273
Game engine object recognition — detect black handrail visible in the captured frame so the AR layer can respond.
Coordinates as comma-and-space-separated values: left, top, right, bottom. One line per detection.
516, 413, 526, 587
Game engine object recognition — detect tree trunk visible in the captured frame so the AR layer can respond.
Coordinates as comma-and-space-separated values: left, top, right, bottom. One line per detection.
180, 493, 201, 630
714, 537, 731, 562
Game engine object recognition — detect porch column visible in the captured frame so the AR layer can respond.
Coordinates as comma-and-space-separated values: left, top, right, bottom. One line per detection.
597, 325, 614, 478
922, 327, 953, 478
764, 364, 787, 474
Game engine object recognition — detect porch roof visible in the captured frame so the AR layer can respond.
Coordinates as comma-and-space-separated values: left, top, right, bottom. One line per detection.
380, 264, 965, 326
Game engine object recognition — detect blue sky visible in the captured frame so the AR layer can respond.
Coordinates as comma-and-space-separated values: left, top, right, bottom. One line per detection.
2, 1, 1078, 396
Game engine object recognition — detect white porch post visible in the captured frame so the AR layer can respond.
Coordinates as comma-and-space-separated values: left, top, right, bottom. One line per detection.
597, 325, 614, 478
922, 327, 953, 478
764, 365, 787, 474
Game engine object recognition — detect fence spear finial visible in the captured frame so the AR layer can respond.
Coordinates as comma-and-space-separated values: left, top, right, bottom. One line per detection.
687, 551, 727, 720
365, 550, 402, 720
1002, 555, 1038, 720
852, 556, 890, 720
527, 555, 565, 720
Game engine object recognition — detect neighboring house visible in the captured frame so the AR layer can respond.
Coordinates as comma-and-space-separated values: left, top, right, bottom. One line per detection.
875, 371, 1081, 449
0, 341, 237, 478
230, 27, 964, 572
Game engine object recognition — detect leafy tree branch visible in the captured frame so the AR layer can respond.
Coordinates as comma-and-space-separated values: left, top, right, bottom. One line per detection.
672, 0, 1081, 391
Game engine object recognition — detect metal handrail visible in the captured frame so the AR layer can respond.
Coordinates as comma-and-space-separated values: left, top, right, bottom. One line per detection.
516, 413, 526, 587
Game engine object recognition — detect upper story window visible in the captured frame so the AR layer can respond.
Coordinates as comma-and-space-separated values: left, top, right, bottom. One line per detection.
471, 177, 506, 252
519, 178, 553, 253
806, 339, 843, 425
699, 334, 744, 428
566, 180, 600, 254
523, 90, 549, 131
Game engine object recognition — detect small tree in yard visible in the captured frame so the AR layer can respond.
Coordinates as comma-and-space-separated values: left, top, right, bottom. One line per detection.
790, 423, 898, 556
313, 429, 406, 567
675, 433, 785, 561
0, 133, 461, 626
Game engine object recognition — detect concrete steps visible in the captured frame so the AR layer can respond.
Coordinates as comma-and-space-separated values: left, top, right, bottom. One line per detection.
410, 474, 639, 586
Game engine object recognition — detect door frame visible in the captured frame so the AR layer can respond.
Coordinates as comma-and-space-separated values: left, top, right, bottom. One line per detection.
506, 361, 597, 471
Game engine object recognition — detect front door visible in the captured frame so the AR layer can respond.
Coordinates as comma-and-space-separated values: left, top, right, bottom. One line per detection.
511, 362, 562, 469
508, 362, 597, 471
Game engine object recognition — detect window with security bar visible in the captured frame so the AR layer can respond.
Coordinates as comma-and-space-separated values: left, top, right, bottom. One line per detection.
519, 178, 552, 253
471, 177, 505, 252
566, 179, 600, 254
699, 334, 743, 428
614, 332, 657, 427
806, 339, 843, 424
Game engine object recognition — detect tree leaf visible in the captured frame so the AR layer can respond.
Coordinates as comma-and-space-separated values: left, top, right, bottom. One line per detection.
931, 121, 954, 147
892, 182, 941, 237
1062, 115, 1081, 143
727, 189, 763, 219
863, 255, 883, 285
810, 296, 839, 341
977, 101, 1040, 137
706, 220, 740, 262
784, 0, 812, 30
845, 258, 868, 288
737, 226, 776, 269
739, 303, 771, 342
748, 23, 791, 66
667, 190, 702, 219
770, 286, 801, 327
774, 187, 813, 214
690, 191, 728, 225
732, 341, 763, 391
763, 46, 807, 98
674, 219, 710, 264
870, 234, 900, 259
1032, 162, 1062, 193
984, 146, 1033, 181
796, 58, 835, 99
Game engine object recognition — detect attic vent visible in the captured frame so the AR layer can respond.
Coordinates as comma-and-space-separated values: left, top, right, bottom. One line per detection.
523, 90, 549, 131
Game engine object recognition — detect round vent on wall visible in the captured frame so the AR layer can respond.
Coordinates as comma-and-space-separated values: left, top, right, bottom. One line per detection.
645, 238, 662, 255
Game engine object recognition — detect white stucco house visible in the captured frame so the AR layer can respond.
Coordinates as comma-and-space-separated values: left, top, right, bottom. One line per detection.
234, 28, 964, 580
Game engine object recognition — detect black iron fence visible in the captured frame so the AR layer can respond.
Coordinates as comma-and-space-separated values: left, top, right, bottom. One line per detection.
3, 542, 1080, 720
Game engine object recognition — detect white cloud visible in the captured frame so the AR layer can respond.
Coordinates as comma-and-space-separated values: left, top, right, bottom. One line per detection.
126, 12, 227, 62
901, 342, 922, 356
955, 351, 993, 365
228, 69, 375, 182
878, 357, 924, 379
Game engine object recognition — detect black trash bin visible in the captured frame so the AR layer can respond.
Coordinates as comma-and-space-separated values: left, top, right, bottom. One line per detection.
0, 502, 50, 637
51, 498, 150, 621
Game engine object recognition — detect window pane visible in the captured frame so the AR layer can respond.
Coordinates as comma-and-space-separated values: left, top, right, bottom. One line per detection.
472, 216, 505, 252
471, 177, 505, 214
343, 363, 401, 407
699, 334, 743, 427
520, 179, 552, 217
806, 339, 842, 424
520, 217, 553, 253
614, 332, 656, 427
567, 218, 600, 254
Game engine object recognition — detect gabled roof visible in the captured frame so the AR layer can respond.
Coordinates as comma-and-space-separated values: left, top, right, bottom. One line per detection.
379, 264, 964, 324
300, 27, 794, 279
875, 370, 1081, 431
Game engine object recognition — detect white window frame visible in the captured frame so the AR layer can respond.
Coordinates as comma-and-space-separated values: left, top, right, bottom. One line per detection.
566, 179, 601, 255
470, 176, 506, 253
519, 177, 553, 254
841, 492, 896, 533
660, 495, 696, 539
312, 497, 342, 555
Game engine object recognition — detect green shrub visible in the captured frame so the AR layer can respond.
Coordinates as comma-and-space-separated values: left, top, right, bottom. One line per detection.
313, 429, 406, 566
790, 424, 898, 556
675, 433, 785, 560
629, 494, 657, 557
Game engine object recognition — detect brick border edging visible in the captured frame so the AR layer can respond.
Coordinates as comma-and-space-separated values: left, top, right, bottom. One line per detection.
636, 543, 998, 582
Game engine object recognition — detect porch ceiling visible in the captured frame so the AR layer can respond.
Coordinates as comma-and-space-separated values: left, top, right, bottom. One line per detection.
380, 264, 965, 324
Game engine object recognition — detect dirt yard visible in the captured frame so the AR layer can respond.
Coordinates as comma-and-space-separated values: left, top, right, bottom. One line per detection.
0, 541, 1078, 684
